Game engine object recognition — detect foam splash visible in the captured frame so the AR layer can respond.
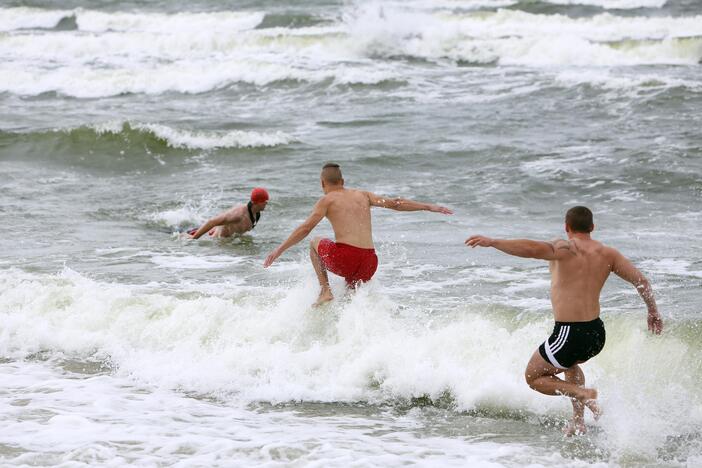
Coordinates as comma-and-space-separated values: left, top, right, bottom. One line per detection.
0, 267, 699, 462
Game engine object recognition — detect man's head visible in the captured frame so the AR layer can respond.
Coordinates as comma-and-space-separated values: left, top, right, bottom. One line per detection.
250, 187, 269, 210
565, 206, 594, 235
321, 162, 343, 193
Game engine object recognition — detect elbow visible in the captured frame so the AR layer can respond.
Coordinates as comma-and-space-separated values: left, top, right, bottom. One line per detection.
390, 198, 405, 210
297, 224, 314, 238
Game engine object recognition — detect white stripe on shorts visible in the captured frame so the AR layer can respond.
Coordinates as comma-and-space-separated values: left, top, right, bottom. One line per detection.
544, 326, 570, 369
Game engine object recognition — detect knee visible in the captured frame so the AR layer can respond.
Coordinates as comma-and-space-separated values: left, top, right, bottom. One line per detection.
524, 371, 534, 388
524, 369, 538, 389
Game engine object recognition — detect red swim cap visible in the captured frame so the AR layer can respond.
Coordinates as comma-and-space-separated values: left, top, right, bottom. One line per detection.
251, 187, 269, 204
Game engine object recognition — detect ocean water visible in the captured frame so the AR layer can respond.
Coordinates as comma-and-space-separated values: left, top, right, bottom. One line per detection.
1, 0, 701, 465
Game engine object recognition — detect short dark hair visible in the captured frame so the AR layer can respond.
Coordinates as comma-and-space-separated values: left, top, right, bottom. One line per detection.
565, 206, 594, 233
321, 162, 343, 185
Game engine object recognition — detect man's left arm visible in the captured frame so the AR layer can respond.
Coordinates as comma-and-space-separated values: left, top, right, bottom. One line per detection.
263, 199, 328, 267
365, 192, 453, 214
611, 249, 662, 334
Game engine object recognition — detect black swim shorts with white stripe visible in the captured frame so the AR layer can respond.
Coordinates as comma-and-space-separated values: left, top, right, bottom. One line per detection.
538, 318, 606, 369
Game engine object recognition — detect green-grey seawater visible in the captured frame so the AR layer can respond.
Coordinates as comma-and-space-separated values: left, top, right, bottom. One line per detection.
1, 0, 701, 466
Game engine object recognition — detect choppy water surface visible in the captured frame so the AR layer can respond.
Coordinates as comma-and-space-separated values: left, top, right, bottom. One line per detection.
1, 0, 701, 466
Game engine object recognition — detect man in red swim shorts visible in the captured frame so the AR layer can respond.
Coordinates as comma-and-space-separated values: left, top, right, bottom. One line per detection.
263, 163, 452, 306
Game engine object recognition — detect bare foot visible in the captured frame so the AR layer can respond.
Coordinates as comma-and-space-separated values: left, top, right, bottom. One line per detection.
313, 290, 333, 308
563, 419, 586, 436
584, 399, 602, 420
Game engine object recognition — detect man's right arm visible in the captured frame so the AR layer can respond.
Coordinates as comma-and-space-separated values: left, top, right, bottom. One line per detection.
611, 249, 662, 334
465, 235, 572, 261
365, 192, 453, 214
263, 198, 328, 267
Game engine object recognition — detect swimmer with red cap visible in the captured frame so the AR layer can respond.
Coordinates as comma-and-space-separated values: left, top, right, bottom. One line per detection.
188, 188, 269, 239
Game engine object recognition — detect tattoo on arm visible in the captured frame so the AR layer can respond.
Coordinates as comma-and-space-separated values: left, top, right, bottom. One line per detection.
550, 239, 576, 257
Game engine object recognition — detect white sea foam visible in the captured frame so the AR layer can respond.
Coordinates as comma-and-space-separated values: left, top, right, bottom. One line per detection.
75, 10, 264, 34
556, 69, 702, 91
81, 121, 295, 150
345, 6, 702, 65
639, 258, 702, 279
1, 6, 701, 98
545, 0, 668, 9
0, 267, 699, 463
0, 7, 71, 31
0, 7, 264, 33
148, 205, 208, 228
137, 123, 295, 150
150, 254, 243, 270
1, 361, 582, 466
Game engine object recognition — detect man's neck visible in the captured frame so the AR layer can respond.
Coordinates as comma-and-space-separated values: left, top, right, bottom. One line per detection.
567, 232, 592, 241
324, 185, 344, 194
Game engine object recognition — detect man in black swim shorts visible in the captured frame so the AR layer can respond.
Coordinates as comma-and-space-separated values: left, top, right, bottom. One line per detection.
466, 206, 663, 435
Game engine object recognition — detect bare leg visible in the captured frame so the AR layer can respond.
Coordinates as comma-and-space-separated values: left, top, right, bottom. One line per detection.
525, 351, 598, 434
563, 365, 586, 435
310, 237, 333, 307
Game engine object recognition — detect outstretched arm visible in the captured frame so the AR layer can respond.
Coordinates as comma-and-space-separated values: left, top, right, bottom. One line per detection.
611, 250, 662, 334
465, 235, 573, 261
366, 192, 453, 214
263, 198, 328, 267
190, 211, 243, 239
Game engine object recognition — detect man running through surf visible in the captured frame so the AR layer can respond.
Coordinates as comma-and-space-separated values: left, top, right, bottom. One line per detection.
263, 163, 452, 306
188, 187, 269, 239
466, 206, 663, 435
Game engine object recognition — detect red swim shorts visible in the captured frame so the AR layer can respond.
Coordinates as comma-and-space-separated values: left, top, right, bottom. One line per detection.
317, 238, 378, 287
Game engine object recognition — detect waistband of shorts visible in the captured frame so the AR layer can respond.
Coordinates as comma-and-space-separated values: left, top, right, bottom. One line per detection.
334, 242, 376, 253
554, 317, 603, 326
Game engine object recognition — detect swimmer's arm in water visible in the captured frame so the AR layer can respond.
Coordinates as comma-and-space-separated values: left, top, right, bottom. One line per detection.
263, 198, 328, 267
189, 211, 243, 239
611, 249, 663, 334
365, 192, 453, 214
465, 236, 573, 260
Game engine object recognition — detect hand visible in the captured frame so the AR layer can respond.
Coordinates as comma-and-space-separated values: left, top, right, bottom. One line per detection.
429, 204, 453, 215
465, 235, 495, 248
648, 312, 663, 335
263, 248, 281, 268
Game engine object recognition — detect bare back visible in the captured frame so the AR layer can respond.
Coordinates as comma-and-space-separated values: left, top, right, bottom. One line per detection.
323, 188, 374, 248
549, 238, 617, 322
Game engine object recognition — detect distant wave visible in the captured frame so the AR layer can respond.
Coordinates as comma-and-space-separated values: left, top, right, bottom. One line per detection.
0, 7, 265, 33
0, 6, 700, 98
103, 122, 295, 150
540, 0, 667, 8
1, 121, 296, 151
345, 6, 702, 65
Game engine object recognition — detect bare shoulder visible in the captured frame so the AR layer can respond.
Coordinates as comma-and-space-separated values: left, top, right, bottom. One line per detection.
347, 188, 373, 204
224, 204, 246, 217
550, 238, 578, 254
230, 204, 248, 215
602, 243, 623, 262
